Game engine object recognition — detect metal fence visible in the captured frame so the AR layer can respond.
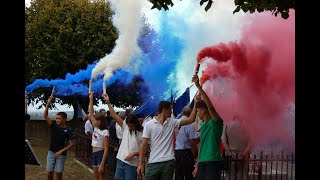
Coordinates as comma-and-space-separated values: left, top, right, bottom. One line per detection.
74, 127, 295, 180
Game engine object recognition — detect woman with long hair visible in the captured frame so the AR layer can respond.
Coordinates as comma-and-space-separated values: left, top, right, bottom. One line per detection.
102, 93, 143, 180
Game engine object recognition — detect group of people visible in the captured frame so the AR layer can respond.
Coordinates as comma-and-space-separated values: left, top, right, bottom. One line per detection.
42, 74, 251, 180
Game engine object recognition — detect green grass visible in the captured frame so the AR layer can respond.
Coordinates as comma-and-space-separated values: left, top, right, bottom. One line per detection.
25, 146, 93, 180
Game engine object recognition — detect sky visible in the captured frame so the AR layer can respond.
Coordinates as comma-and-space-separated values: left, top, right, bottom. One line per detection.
25, 0, 295, 150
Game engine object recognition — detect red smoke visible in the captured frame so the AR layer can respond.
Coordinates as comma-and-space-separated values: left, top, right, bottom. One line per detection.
197, 11, 295, 152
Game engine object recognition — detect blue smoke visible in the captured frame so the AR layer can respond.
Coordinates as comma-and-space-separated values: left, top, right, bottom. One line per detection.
25, 13, 186, 102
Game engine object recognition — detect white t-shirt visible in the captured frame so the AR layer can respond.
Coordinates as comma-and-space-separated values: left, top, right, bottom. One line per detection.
91, 127, 109, 148
142, 116, 151, 127
116, 121, 142, 167
116, 122, 123, 140
143, 117, 181, 164
84, 120, 94, 135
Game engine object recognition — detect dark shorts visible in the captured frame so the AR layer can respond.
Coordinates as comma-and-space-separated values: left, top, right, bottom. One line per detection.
91, 150, 109, 168
196, 161, 222, 180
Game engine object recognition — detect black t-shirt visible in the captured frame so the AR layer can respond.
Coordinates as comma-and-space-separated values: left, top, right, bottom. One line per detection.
49, 121, 75, 155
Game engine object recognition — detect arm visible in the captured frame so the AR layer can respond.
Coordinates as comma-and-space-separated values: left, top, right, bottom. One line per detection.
222, 140, 233, 157
188, 123, 199, 158
88, 91, 99, 127
54, 139, 76, 157
241, 142, 251, 157
99, 135, 109, 172
102, 93, 123, 127
180, 93, 201, 126
124, 151, 140, 161
137, 138, 148, 175
62, 139, 76, 152
192, 141, 201, 177
189, 139, 198, 158
43, 96, 53, 126
192, 74, 221, 121
221, 124, 233, 156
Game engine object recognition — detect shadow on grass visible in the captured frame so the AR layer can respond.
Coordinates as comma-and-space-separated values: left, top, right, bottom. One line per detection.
25, 146, 93, 180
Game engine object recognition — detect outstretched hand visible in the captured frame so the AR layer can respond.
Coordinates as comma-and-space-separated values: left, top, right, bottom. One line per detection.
192, 74, 200, 87
88, 91, 94, 99
101, 93, 110, 102
47, 96, 54, 103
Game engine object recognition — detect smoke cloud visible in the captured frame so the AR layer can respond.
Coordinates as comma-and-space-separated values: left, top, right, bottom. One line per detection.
197, 11, 295, 151
91, 0, 143, 81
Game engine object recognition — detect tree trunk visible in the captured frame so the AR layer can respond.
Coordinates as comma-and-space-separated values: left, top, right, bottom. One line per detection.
70, 99, 80, 130
70, 96, 89, 130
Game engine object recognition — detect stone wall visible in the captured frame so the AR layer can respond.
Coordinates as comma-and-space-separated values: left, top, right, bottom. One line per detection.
25, 119, 72, 147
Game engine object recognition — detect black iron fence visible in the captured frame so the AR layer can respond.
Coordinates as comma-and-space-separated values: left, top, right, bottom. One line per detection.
75, 127, 295, 180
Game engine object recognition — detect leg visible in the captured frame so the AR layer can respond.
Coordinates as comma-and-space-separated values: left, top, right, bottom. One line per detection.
102, 167, 109, 180
92, 151, 100, 180
93, 168, 99, 180
183, 151, 195, 180
123, 162, 137, 180
47, 172, 54, 180
184, 159, 195, 180
174, 151, 183, 180
98, 170, 104, 180
144, 162, 162, 180
101, 156, 109, 180
196, 163, 206, 180
46, 150, 55, 180
227, 161, 237, 180
160, 160, 175, 180
114, 159, 125, 180
236, 159, 249, 180
54, 154, 67, 180
56, 172, 62, 180
198, 161, 221, 180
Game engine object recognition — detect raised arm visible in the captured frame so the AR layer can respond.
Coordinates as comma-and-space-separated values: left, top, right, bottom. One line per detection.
192, 74, 221, 121
89, 91, 94, 116
102, 93, 124, 127
88, 91, 99, 127
180, 94, 200, 126
43, 96, 53, 126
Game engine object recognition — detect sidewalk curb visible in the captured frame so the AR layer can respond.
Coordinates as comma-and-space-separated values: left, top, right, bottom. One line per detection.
74, 158, 93, 174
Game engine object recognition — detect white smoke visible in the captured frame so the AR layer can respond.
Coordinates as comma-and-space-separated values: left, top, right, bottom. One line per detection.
91, 0, 143, 81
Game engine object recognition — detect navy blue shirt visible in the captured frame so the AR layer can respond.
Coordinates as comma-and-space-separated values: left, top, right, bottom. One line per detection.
49, 121, 75, 155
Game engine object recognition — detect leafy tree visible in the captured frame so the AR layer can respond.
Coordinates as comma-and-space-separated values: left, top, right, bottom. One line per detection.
104, 75, 148, 109
25, 1, 151, 130
25, 0, 119, 128
148, 0, 295, 19
25, 0, 117, 83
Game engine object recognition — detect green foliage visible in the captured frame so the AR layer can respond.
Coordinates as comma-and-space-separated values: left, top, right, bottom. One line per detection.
105, 76, 147, 109
148, 0, 295, 19
25, 0, 118, 112
149, 0, 174, 10
25, 0, 118, 85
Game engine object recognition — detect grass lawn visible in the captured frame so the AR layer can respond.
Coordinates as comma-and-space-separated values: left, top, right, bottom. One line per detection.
25, 146, 93, 180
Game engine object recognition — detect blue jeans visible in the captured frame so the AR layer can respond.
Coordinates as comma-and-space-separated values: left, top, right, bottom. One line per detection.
92, 150, 109, 168
114, 159, 137, 180
46, 150, 67, 173
196, 161, 222, 180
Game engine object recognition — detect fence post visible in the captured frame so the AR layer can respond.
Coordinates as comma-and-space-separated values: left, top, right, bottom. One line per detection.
257, 151, 263, 180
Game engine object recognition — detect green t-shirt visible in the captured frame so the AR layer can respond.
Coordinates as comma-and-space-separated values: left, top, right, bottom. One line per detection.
198, 118, 223, 162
